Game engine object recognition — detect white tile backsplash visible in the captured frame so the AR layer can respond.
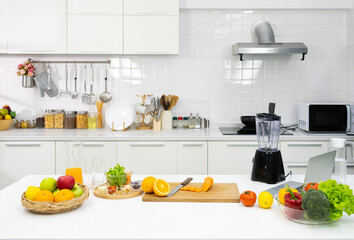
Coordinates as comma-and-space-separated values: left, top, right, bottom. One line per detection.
0, 9, 352, 124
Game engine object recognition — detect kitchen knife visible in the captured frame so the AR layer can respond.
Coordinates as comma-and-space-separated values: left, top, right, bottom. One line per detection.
166, 177, 193, 197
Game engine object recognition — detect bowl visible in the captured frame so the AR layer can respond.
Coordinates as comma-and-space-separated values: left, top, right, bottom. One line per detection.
121, 184, 133, 195
274, 196, 337, 225
0, 119, 14, 131
106, 170, 132, 189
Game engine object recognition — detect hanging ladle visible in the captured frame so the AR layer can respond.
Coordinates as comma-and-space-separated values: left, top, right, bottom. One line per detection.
60, 63, 71, 97
80, 64, 90, 104
99, 64, 112, 103
88, 63, 96, 105
71, 63, 79, 99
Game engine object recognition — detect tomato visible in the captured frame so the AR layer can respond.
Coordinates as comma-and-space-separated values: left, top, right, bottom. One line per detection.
304, 182, 319, 192
240, 190, 257, 207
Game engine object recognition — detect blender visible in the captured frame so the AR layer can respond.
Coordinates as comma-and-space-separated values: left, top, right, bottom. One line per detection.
251, 113, 285, 184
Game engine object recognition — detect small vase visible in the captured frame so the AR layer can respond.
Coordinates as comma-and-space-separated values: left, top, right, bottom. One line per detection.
22, 75, 35, 88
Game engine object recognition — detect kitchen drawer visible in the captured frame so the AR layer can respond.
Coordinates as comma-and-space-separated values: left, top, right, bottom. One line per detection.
178, 142, 207, 175
208, 141, 258, 175
67, 15, 123, 54
284, 162, 308, 175
68, 0, 123, 14
348, 163, 354, 174
124, 16, 179, 54
124, 0, 179, 15
117, 142, 178, 174
0, 142, 55, 190
55, 142, 117, 175
280, 141, 329, 163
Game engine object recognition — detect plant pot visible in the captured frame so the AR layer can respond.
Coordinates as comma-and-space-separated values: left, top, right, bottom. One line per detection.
22, 75, 35, 88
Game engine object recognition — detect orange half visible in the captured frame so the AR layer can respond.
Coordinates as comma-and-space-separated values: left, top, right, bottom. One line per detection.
153, 179, 170, 197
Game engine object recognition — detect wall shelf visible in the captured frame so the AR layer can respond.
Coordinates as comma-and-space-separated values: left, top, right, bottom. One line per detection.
180, 0, 353, 10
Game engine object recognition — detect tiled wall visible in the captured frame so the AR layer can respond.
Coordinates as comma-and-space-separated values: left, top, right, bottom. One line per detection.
0, 10, 348, 125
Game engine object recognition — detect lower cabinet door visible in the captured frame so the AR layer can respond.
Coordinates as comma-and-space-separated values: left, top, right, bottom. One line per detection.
0, 142, 55, 190
208, 141, 258, 175
55, 142, 117, 175
117, 142, 178, 174
348, 164, 354, 175
178, 142, 207, 175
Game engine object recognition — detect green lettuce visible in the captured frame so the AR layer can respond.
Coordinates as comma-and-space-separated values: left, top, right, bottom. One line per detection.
106, 164, 127, 187
318, 179, 354, 220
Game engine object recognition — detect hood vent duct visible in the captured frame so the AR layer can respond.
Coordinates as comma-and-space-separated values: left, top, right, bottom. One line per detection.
233, 20, 308, 61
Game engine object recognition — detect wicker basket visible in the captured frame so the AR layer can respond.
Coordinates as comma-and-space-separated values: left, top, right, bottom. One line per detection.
21, 184, 89, 214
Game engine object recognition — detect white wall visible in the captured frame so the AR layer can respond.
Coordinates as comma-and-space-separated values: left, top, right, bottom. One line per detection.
0, 9, 348, 124
347, 1, 354, 102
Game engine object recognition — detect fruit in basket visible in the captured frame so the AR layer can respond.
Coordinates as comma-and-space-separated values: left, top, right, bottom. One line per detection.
142, 176, 157, 193
258, 191, 273, 209
53, 188, 60, 197
57, 175, 75, 190
40, 177, 57, 192
34, 190, 55, 202
240, 190, 257, 207
25, 186, 41, 201
0, 109, 8, 117
10, 111, 16, 119
3, 105, 11, 113
153, 179, 170, 197
55, 189, 75, 202
4, 114, 11, 120
72, 184, 84, 197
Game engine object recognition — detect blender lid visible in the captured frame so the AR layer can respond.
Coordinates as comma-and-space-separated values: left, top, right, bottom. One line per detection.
256, 113, 281, 121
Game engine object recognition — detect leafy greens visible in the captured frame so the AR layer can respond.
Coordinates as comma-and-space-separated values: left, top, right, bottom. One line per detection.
106, 163, 127, 187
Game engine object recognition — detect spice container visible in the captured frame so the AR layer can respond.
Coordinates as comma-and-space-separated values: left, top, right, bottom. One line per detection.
195, 113, 201, 129
188, 113, 195, 129
28, 120, 36, 128
54, 109, 65, 129
178, 117, 183, 128
36, 111, 45, 128
88, 108, 97, 129
172, 117, 178, 128
45, 109, 55, 129
183, 117, 189, 128
76, 111, 88, 129
15, 120, 21, 128
64, 111, 76, 129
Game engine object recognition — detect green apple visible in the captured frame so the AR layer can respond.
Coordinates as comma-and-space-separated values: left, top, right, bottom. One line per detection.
40, 177, 57, 192
53, 188, 60, 197
71, 184, 83, 197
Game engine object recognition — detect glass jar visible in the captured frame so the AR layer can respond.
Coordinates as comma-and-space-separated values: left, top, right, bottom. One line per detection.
64, 111, 76, 129
195, 113, 201, 129
183, 117, 189, 128
188, 113, 195, 129
177, 117, 183, 128
36, 111, 45, 128
172, 117, 178, 128
76, 111, 88, 129
88, 110, 97, 129
28, 120, 36, 128
45, 109, 55, 129
54, 109, 65, 129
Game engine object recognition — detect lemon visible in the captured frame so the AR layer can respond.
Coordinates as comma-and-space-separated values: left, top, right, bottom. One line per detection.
4, 114, 11, 120
25, 186, 41, 201
258, 191, 273, 209
153, 179, 170, 197
141, 176, 156, 193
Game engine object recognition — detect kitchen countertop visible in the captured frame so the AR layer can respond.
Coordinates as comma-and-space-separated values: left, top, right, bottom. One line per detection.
1, 128, 354, 141
0, 175, 353, 240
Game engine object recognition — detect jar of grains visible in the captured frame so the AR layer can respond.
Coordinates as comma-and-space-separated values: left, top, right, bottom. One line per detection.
76, 111, 88, 129
64, 111, 76, 129
54, 109, 65, 129
45, 109, 55, 129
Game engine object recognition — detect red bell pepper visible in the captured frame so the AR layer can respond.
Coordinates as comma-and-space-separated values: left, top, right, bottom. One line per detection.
284, 185, 303, 219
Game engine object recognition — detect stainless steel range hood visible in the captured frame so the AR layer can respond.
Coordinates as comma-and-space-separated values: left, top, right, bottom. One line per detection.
232, 21, 308, 61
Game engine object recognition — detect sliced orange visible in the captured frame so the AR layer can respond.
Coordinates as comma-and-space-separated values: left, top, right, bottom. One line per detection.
153, 179, 170, 197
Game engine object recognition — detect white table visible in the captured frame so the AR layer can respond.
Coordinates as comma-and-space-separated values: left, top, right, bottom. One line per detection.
0, 175, 353, 240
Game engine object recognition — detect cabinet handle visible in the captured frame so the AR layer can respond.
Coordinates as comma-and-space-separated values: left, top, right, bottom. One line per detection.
135, 50, 168, 54
82, 143, 104, 147
79, 11, 113, 14
135, 11, 169, 15
287, 143, 323, 147
182, 143, 204, 147
130, 143, 165, 147
227, 143, 258, 147
5, 143, 41, 147
348, 164, 354, 168
287, 164, 307, 168
79, 50, 112, 53
21, 50, 54, 53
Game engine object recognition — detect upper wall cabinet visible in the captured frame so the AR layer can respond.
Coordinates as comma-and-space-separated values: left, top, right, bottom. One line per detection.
67, 0, 123, 14
7, 0, 66, 54
124, 0, 179, 15
0, 0, 7, 53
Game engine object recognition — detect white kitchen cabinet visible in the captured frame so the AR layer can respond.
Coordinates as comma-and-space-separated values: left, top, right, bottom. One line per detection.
178, 142, 207, 175
124, 16, 179, 54
67, 0, 123, 14
117, 142, 178, 174
67, 15, 123, 54
208, 141, 258, 175
280, 141, 329, 162
0, 142, 55, 190
124, 0, 179, 15
284, 163, 308, 175
0, 0, 7, 53
55, 142, 117, 175
7, 0, 66, 54
348, 163, 354, 174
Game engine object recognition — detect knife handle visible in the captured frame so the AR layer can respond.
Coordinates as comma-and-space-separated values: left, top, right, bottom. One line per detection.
181, 178, 193, 186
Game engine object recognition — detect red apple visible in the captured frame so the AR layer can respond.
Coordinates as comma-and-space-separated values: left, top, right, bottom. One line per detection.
57, 175, 75, 190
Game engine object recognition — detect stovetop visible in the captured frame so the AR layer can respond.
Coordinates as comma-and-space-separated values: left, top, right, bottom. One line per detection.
219, 127, 294, 135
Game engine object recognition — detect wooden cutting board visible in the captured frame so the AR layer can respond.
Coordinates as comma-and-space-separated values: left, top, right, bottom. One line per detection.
142, 183, 240, 203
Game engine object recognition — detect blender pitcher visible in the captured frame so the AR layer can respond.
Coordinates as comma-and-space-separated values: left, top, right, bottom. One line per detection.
256, 113, 281, 151
329, 138, 353, 184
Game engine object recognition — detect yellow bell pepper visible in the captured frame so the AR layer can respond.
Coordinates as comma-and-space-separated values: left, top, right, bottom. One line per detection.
278, 187, 299, 205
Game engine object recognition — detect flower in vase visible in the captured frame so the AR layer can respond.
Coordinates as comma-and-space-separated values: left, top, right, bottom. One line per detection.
28, 72, 34, 77
20, 69, 26, 75
17, 64, 23, 70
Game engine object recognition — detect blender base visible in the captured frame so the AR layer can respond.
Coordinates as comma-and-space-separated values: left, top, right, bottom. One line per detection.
251, 149, 285, 184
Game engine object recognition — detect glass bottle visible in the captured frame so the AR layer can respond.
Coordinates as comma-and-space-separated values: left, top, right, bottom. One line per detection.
329, 138, 353, 184
88, 107, 97, 129
183, 117, 189, 128
195, 113, 201, 129
172, 117, 178, 128
188, 113, 195, 129
178, 117, 183, 128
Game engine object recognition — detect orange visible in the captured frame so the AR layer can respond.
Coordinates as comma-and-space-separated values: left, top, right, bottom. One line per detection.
34, 190, 55, 202
55, 189, 75, 202
153, 179, 170, 197
141, 176, 156, 193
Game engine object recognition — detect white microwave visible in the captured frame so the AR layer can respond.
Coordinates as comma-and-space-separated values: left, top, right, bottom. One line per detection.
298, 104, 354, 134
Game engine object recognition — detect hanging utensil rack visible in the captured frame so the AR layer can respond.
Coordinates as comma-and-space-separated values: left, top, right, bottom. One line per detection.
27, 58, 111, 64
